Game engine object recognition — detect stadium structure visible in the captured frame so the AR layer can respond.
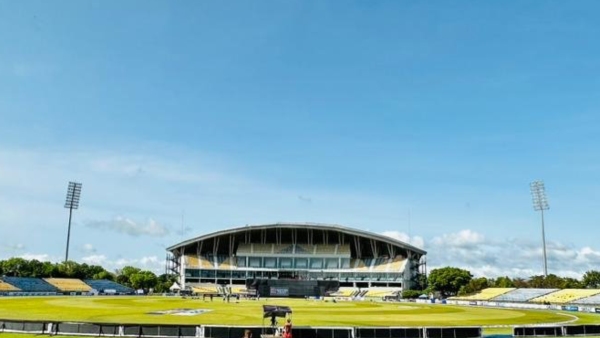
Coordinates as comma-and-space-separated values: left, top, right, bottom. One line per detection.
165, 222, 426, 298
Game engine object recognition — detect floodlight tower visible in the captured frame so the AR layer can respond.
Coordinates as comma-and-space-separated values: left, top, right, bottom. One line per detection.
64, 181, 82, 262
530, 180, 549, 277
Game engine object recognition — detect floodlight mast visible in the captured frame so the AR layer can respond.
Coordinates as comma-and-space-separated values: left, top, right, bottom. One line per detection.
530, 180, 549, 277
64, 182, 82, 263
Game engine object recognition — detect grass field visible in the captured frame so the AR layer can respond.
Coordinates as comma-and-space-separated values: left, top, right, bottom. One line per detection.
0, 296, 599, 329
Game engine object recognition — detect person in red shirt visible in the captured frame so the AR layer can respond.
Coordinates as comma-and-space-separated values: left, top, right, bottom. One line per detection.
283, 319, 292, 338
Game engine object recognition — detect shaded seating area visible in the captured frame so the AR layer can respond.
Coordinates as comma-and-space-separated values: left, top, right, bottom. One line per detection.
2, 277, 58, 293
83, 279, 134, 294
452, 288, 516, 301
531, 289, 600, 304
45, 278, 92, 292
0, 280, 20, 292
573, 293, 600, 305
491, 288, 558, 302
189, 283, 219, 294
330, 287, 357, 297
364, 287, 401, 298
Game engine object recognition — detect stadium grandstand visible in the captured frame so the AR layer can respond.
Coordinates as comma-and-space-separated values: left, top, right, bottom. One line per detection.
166, 222, 427, 298
0, 279, 20, 292
45, 278, 92, 293
1, 277, 58, 293
0, 277, 132, 296
84, 279, 134, 294
452, 288, 516, 301
490, 288, 558, 302
530, 289, 600, 304
450, 288, 600, 305
573, 293, 600, 305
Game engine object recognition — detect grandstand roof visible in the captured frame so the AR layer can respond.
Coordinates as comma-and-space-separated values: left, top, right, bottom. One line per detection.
167, 222, 426, 255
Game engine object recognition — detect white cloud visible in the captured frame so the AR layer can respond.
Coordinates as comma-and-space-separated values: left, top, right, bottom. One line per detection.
426, 229, 600, 279
81, 254, 107, 265
382, 231, 425, 249
82, 243, 96, 253
86, 217, 169, 237
431, 229, 485, 248
19, 253, 58, 262
1, 243, 25, 252
112, 255, 163, 274
79, 254, 164, 274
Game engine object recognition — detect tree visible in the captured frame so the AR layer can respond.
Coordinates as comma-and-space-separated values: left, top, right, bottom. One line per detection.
402, 290, 423, 299
116, 274, 131, 287
93, 271, 115, 281
458, 277, 489, 296
562, 277, 583, 289
528, 274, 565, 289
121, 266, 141, 278
544, 274, 565, 289
2, 258, 28, 276
512, 277, 529, 288
494, 276, 515, 288
154, 274, 178, 293
115, 266, 143, 288
129, 270, 158, 290
428, 267, 472, 298
582, 270, 600, 289
528, 275, 546, 288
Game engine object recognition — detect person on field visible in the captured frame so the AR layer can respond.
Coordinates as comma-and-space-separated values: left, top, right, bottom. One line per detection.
283, 319, 292, 338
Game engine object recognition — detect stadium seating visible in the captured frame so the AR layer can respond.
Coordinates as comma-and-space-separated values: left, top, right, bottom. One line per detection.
274, 244, 295, 254
217, 255, 236, 269
492, 288, 558, 302
315, 245, 336, 254
352, 259, 367, 270
0, 280, 20, 291
185, 254, 214, 268
190, 283, 219, 294
572, 293, 600, 304
331, 287, 357, 297
452, 288, 515, 301
45, 278, 92, 292
372, 257, 391, 271
253, 244, 273, 254
200, 255, 214, 268
228, 285, 248, 294
84, 279, 134, 294
365, 287, 401, 298
236, 244, 252, 255
2, 277, 58, 292
186, 255, 200, 267
295, 244, 314, 254
387, 256, 404, 271
337, 245, 351, 255
531, 289, 600, 304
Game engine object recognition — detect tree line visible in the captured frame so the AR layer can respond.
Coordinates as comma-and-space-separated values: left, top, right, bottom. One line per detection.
403, 267, 600, 299
0, 257, 176, 293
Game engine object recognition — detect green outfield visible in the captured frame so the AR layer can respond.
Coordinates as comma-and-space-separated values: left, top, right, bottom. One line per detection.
0, 296, 598, 329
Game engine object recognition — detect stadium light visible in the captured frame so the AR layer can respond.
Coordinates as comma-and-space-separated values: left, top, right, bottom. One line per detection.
64, 181, 82, 263
530, 180, 549, 277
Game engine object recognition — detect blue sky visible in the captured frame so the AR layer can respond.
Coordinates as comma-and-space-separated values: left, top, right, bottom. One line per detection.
1, 1, 599, 277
